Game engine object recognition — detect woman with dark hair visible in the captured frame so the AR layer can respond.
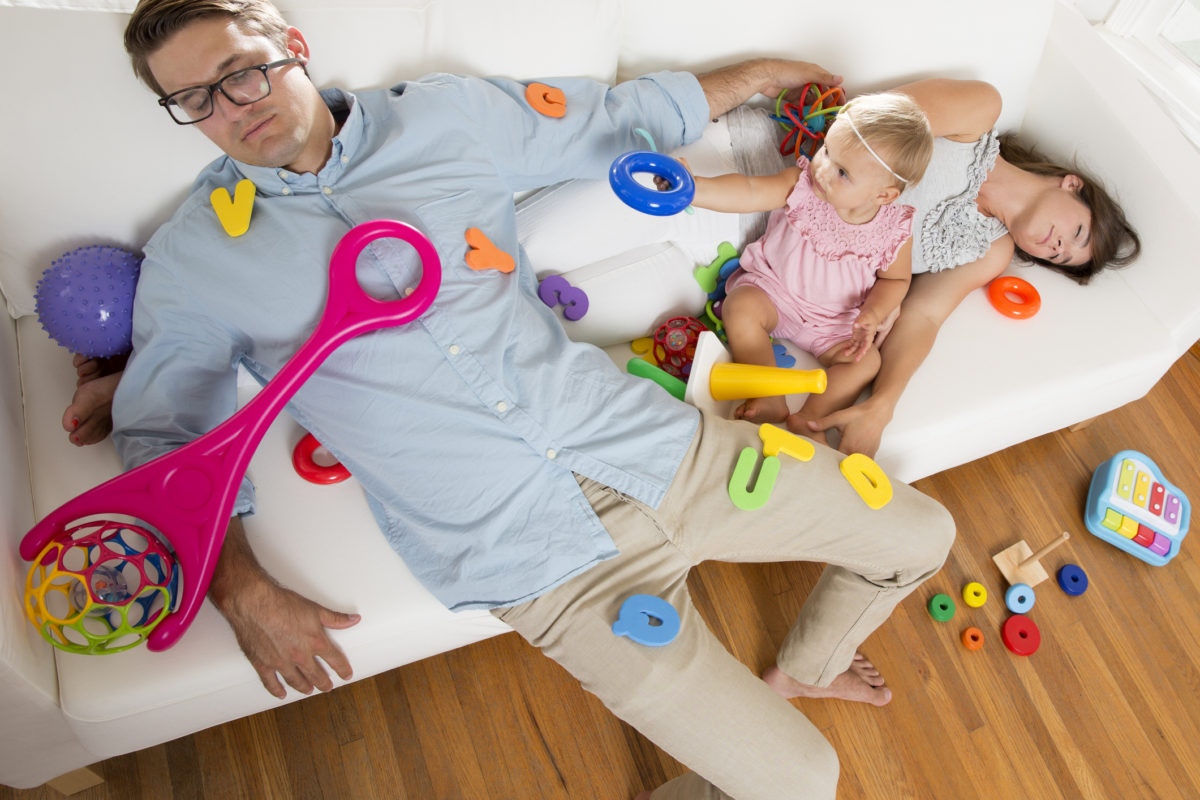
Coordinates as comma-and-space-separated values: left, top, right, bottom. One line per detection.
802, 78, 1140, 456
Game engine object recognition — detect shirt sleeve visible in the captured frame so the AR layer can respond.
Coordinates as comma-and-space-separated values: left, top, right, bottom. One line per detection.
111, 243, 257, 516
413, 70, 710, 193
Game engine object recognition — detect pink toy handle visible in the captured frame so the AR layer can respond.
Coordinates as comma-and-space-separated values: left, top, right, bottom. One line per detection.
20, 219, 441, 651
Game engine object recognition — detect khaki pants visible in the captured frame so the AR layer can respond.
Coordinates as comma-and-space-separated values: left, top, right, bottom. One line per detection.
493, 413, 955, 800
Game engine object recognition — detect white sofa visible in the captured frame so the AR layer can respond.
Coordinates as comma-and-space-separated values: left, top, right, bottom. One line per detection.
3, 0, 1200, 790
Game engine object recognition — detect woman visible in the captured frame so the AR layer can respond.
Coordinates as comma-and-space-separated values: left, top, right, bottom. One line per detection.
801, 78, 1140, 455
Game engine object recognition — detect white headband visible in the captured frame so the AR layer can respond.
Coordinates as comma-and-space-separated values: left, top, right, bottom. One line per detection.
842, 111, 909, 186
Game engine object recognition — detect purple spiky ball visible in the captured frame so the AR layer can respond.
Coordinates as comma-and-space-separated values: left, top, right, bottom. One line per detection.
35, 246, 142, 358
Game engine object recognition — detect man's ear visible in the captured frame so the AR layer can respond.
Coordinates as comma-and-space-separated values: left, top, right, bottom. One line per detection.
286, 26, 310, 64
1061, 173, 1084, 193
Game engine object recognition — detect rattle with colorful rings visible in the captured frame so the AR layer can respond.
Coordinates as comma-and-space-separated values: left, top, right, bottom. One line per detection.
987, 276, 1041, 319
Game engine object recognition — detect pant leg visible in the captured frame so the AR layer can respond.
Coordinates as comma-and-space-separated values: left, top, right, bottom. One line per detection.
650, 412, 955, 685
494, 476, 839, 800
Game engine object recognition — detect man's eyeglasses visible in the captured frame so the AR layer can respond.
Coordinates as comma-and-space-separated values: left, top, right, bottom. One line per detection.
158, 58, 303, 125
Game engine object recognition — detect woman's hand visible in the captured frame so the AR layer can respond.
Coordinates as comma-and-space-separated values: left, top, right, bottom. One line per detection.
805, 394, 892, 457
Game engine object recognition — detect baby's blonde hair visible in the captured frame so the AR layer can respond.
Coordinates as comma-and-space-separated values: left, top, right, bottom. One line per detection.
838, 92, 934, 189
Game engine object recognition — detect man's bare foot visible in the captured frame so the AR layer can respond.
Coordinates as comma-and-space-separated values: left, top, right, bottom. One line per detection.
735, 395, 789, 424
762, 653, 892, 707
62, 370, 121, 446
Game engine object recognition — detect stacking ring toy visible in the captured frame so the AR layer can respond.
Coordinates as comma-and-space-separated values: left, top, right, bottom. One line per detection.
1004, 582, 1036, 614
987, 276, 1041, 319
1001, 614, 1041, 656
609, 151, 695, 216
927, 593, 955, 622
961, 627, 985, 651
292, 432, 351, 485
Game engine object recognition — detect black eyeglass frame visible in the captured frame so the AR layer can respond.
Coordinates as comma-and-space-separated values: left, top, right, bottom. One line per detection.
157, 57, 303, 125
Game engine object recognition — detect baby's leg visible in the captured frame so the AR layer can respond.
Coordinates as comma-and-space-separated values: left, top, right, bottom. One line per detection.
787, 342, 882, 449
721, 285, 789, 423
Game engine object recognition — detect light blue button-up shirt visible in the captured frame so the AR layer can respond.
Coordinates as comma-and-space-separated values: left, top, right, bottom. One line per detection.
112, 72, 708, 610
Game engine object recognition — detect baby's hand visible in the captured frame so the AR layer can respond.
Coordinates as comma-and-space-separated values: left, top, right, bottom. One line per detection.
843, 309, 882, 362
653, 157, 692, 192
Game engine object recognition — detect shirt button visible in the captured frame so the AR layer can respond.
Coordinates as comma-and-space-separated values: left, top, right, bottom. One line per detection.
340, 155, 349, 164
496, 401, 508, 413
322, 186, 333, 195
277, 170, 289, 179
448, 345, 461, 356
281, 187, 292, 196
546, 449, 557, 460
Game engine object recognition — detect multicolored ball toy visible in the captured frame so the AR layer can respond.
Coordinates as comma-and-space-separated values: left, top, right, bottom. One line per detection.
35, 245, 142, 357
24, 521, 177, 655
772, 84, 846, 160
652, 316, 708, 379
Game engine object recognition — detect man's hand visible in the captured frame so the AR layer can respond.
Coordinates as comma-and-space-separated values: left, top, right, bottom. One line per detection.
697, 58, 843, 119
222, 576, 360, 698
211, 517, 360, 698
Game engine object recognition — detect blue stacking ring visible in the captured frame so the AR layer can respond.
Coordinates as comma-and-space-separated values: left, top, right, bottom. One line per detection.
1005, 582, 1036, 614
609, 150, 695, 216
1057, 563, 1089, 596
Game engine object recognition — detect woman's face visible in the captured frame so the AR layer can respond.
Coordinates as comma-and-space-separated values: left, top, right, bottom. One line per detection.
1008, 175, 1094, 267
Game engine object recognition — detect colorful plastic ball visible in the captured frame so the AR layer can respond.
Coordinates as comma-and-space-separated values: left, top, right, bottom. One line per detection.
927, 593, 955, 622
1004, 582, 1036, 614
35, 245, 142, 357
651, 316, 707, 379
24, 520, 177, 655
1057, 563, 1089, 596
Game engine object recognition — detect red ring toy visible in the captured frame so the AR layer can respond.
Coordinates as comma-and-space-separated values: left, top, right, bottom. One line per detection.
292, 432, 351, 485
987, 276, 1041, 319
1001, 614, 1041, 656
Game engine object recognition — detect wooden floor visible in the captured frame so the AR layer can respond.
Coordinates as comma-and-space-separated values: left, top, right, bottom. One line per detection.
7, 343, 1200, 800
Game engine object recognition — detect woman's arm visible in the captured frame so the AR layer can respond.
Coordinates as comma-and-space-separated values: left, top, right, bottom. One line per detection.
890, 78, 1002, 142
807, 235, 1015, 456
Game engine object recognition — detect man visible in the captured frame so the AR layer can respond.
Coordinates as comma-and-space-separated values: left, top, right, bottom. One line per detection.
76, 1, 955, 796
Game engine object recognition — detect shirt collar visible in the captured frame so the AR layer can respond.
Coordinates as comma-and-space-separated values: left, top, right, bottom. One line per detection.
233, 88, 364, 194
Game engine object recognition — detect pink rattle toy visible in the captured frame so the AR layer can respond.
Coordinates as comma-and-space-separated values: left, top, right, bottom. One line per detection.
21, 219, 441, 653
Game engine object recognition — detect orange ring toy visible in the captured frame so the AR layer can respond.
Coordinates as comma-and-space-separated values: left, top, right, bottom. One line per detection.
987, 276, 1041, 319
292, 432, 351, 485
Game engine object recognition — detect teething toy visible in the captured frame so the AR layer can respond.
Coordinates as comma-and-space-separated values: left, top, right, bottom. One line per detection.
609, 150, 695, 216
21, 219, 441, 652
987, 276, 1041, 319
292, 432, 352, 485
210, 178, 256, 238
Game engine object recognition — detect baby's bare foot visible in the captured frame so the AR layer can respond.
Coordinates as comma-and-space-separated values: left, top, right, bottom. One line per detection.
735, 396, 789, 424
763, 653, 892, 707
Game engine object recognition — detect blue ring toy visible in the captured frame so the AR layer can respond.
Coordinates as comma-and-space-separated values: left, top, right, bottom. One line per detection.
1005, 582, 1036, 614
1057, 563, 1089, 596
609, 151, 695, 216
